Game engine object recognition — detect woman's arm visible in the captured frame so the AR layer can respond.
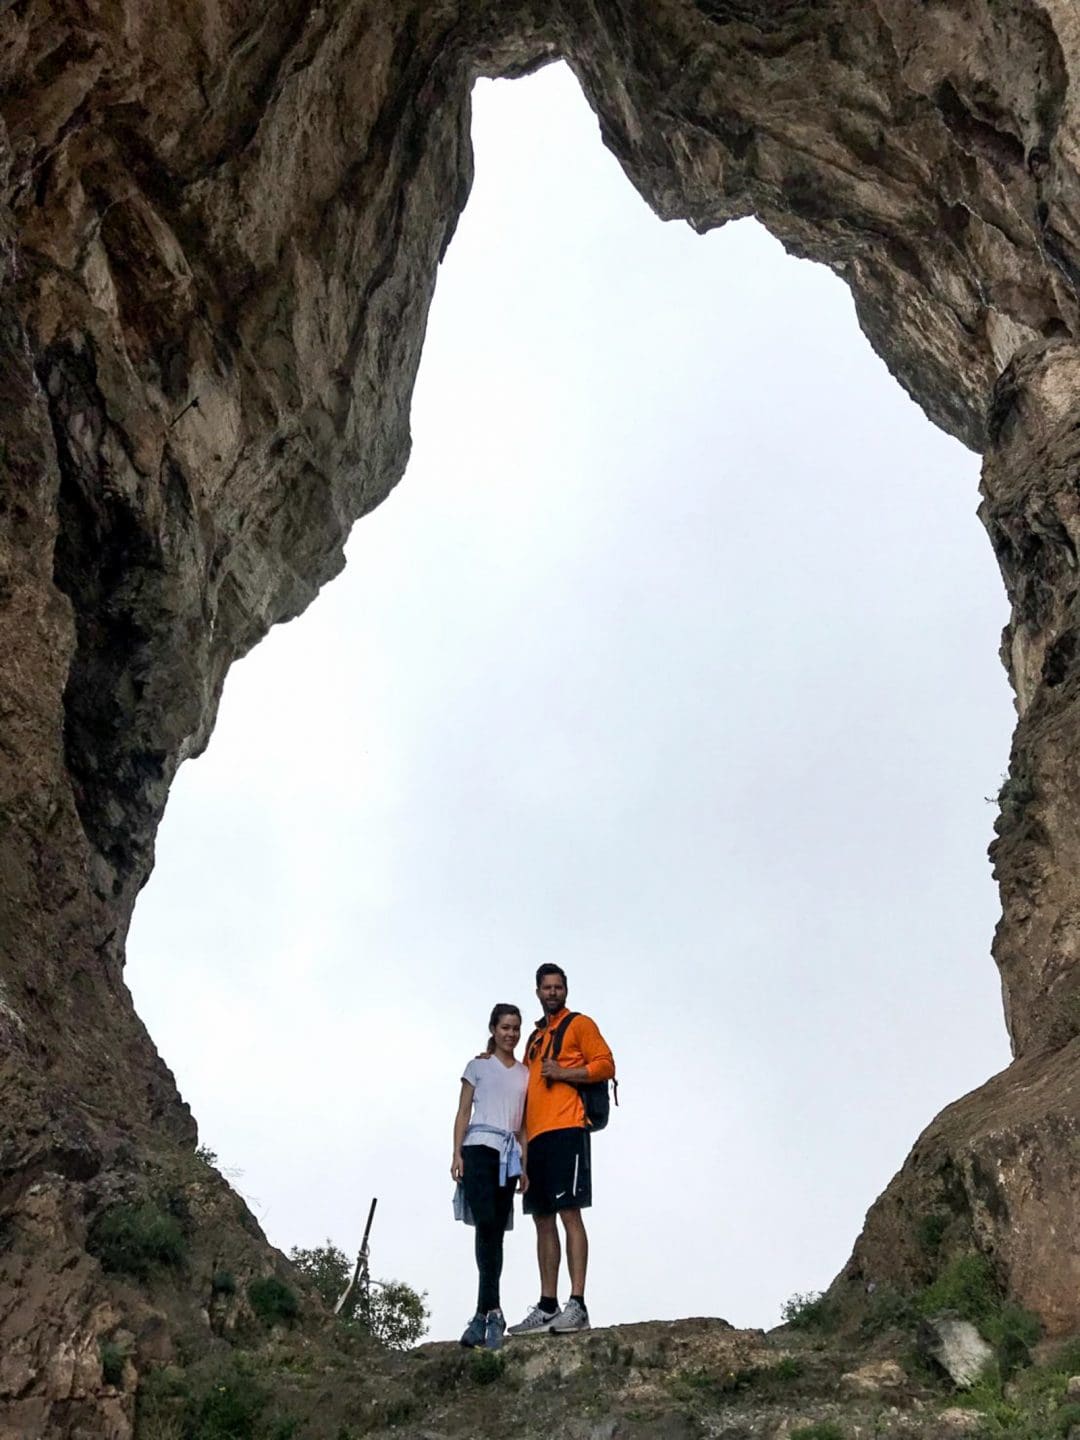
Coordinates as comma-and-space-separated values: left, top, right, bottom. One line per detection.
451, 1079, 474, 1180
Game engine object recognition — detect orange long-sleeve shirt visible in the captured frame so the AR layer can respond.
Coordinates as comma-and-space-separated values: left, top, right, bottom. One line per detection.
523, 1009, 615, 1141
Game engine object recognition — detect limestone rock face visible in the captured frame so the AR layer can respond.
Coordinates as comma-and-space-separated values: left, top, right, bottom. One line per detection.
5, 0, 1080, 1432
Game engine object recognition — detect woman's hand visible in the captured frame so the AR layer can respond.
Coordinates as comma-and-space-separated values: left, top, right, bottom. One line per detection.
451, 1151, 464, 1182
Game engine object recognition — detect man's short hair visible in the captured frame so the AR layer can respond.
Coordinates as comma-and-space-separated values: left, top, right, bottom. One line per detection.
535, 963, 568, 988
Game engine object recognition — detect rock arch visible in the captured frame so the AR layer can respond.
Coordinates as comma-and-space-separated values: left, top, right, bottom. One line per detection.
4, 1, 1080, 1431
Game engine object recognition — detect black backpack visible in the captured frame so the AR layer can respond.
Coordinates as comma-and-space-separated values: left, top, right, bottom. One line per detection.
529, 1012, 618, 1132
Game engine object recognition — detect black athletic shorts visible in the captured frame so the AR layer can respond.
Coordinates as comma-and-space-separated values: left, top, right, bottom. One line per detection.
462, 1144, 516, 1230
523, 1127, 591, 1216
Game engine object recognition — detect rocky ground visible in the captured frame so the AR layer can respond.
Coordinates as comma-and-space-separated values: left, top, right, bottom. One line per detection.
129, 1311, 1080, 1440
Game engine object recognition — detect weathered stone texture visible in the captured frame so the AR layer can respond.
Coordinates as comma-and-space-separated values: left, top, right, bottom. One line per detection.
6, 0, 1080, 1432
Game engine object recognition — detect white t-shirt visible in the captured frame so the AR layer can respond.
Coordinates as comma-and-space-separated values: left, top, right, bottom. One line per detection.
461, 1055, 528, 1149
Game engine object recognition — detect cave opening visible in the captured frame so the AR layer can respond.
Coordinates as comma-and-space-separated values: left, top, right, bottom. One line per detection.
126, 62, 1013, 1340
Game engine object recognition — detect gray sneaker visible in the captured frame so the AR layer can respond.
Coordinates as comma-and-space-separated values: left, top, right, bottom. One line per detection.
549, 1297, 590, 1333
507, 1304, 562, 1336
459, 1311, 486, 1347
484, 1309, 506, 1350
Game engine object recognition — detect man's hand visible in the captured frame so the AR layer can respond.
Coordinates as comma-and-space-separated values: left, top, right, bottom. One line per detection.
517, 1171, 529, 1195
541, 1058, 589, 1083
451, 1151, 464, 1181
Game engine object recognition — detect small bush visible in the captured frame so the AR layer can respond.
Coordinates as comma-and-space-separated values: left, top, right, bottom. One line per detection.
772, 1356, 804, 1381
136, 1360, 303, 1440
100, 1341, 127, 1387
915, 1212, 950, 1255
194, 1144, 219, 1167
861, 1286, 918, 1336
355, 1279, 430, 1350
916, 1254, 1041, 1378
211, 1270, 237, 1296
135, 1366, 190, 1440
952, 1334, 1080, 1437
289, 1240, 352, 1311
248, 1276, 299, 1326
88, 1202, 187, 1280
917, 1253, 1001, 1328
190, 1369, 269, 1440
470, 1349, 504, 1385
791, 1424, 844, 1440
781, 1291, 838, 1332
987, 1302, 1043, 1379
1047, 1337, 1080, 1375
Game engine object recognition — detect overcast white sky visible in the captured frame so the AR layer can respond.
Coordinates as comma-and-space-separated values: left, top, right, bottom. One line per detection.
127, 64, 1015, 1341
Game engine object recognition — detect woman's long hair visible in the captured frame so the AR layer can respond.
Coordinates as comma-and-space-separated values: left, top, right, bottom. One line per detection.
485, 1003, 522, 1054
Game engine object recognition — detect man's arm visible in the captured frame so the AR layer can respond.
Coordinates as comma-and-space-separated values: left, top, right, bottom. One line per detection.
538, 1015, 614, 1084
516, 1121, 529, 1194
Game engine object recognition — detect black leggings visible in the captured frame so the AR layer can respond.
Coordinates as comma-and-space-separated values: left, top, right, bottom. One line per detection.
463, 1146, 516, 1313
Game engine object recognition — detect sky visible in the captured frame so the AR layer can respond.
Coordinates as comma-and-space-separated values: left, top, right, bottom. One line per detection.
126, 63, 1016, 1341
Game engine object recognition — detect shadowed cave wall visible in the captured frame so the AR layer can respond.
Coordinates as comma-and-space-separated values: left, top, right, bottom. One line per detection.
5, 0, 1080, 1434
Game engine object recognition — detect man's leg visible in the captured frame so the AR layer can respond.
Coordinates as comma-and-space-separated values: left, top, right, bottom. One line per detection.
560, 1207, 588, 1296
535, 1212, 561, 1298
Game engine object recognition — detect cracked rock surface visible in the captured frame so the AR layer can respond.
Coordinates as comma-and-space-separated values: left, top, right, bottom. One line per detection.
5, 0, 1080, 1434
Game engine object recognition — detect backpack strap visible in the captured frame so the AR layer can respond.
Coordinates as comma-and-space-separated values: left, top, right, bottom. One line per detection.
546, 1012, 579, 1061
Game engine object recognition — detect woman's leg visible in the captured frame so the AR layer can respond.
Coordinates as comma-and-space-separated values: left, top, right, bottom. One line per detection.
475, 1221, 502, 1312
474, 1180, 516, 1312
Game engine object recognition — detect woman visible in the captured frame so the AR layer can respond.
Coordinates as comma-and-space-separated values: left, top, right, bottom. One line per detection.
451, 1003, 529, 1350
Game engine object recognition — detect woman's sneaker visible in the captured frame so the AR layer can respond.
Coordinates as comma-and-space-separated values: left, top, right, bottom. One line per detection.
550, 1297, 590, 1333
507, 1303, 562, 1335
459, 1311, 487, 1347
484, 1309, 506, 1350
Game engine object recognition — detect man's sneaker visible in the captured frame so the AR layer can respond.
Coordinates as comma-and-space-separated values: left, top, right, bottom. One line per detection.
507, 1304, 562, 1336
459, 1311, 487, 1348
484, 1309, 506, 1350
549, 1298, 590, 1333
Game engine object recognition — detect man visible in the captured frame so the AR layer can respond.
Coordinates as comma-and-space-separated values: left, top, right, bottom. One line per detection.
508, 964, 615, 1335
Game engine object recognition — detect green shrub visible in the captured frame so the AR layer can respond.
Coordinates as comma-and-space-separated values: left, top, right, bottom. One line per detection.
987, 1302, 1043, 1379
136, 1360, 302, 1440
469, 1349, 504, 1385
189, 1369, 269, 1440
952, 1336, 1080, 1437
915, 1212, 950, 1255
287, 1240, 429, 1348
781, 1291, 838, 1332
87, 1202, 187, 1280
247, 1276, 299, 1326
100, 1341, 127, 1387
791, 1424, 844, 1440
353, 1279, 430, 1350
211, 1270, 237, 1296
917, 1253, 1001, 1327
1047, 1337, 1080, 1375
916, 1255, 1041, 1378
194, 1145, 219, 1167
861, 1286, 918, 1336
772, 1356, 804, 1381
289, 1240, 352, 1311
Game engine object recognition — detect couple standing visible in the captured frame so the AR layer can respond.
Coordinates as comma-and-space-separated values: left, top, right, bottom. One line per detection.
451, 964, 616, 1350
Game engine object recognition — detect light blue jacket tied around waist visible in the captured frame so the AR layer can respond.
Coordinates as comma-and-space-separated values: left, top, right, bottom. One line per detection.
452, 1123, 523, 1229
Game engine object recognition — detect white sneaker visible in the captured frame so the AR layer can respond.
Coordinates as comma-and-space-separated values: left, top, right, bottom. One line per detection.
507, 1303, 562, 1335
549, 1297, 590, 1332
